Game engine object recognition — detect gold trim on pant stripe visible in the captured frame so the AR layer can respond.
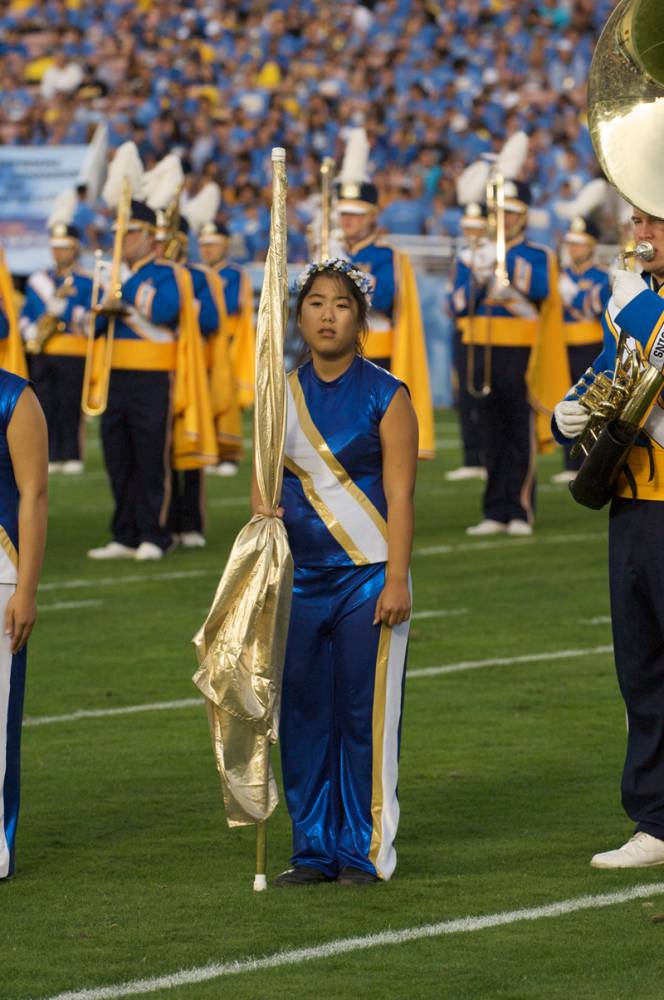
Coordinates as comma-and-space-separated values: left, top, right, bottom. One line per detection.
288, 371, 387, 540
283, 456, 368, 565
369, 623, 391, 877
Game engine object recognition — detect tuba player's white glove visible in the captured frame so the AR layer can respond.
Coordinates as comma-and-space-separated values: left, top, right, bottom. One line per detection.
554, 399, 589, 438
612, 270, 647, 310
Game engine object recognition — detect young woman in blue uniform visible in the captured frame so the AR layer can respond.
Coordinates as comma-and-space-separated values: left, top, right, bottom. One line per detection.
0, 370, 48, 880
252, 259, 418, 886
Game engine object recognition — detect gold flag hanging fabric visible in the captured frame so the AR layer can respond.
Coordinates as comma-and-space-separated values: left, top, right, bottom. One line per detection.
193, 149, 293, 827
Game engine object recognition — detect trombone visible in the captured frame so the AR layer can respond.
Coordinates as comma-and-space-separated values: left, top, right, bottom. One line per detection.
81, 179, 131, 416
466, 173, 509, 399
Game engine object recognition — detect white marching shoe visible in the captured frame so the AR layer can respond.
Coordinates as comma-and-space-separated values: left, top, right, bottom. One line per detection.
215, 461, 239, 477
87, 541, 137, 560
48, 462, 63, 474
550, 470, 576, 485
61, 460, 84, 475
135, 542, 164, 561
445, 466, 487, 482
179, 531, 206, 549
591, 832, 664, 869
507, 519, 533, 537
465, 519, 507, 536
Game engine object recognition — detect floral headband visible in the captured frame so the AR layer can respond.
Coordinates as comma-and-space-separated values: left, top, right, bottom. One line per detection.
294, 258, 374, 308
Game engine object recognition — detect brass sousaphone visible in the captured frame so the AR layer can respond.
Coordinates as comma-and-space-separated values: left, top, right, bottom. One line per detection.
569, 0, 664, 509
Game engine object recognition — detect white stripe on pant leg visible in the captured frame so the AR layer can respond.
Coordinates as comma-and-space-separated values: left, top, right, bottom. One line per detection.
371, 616, 409, 881
0, 584, 15, 879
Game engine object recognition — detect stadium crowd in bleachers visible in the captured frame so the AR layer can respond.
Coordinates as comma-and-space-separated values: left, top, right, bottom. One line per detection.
0, 0, 619, 261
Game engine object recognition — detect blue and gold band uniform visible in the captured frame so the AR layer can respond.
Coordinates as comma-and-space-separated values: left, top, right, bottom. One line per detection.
0, 370, 30, 879
554, 273, 664, 840
452, 181, 566, 527
560, 216, 611, 471
338, 179, 434, 460
279, 354, 410, 880
20, 229, 93, 465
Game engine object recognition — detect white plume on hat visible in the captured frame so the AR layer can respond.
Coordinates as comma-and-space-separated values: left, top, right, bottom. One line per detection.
495, 131, 529, 180
102, 142, 144, 208
554, 177, 610, 221
78, 123, 108, 203
182, 182, 222, 233
338, 127, 370, 184
456, 161, 491, 206
140, 153, 184, 211
47, 187, 77, 228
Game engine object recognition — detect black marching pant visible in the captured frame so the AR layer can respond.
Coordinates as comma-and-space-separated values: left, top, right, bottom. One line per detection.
453, 328, 486, 468
609, 498, 664, 838
564, 343, 600, 472
101, 369, 173, 551
167, 470, 205, 535
29, 354, 84, 462
480, 346, 535, 524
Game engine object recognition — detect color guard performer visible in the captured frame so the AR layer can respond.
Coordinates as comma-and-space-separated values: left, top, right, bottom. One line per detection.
20, 222, 92, 473
336, 129, 435, 460
553, 216, 610, 484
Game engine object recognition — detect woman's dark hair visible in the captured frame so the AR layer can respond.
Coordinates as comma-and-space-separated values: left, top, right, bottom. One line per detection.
295, 267, 369, 339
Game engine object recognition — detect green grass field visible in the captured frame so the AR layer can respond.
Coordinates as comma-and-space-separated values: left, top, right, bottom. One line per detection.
3, 413, 664, 1000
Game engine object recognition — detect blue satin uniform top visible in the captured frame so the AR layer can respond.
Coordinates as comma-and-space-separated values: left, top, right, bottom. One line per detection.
563, 263, 611, 323
0, 370, 28, 579
21, 269, 93, 332
282, 354, 403, 568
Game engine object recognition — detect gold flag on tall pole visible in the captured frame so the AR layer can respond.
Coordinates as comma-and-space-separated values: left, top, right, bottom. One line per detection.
192, 148, 292, 890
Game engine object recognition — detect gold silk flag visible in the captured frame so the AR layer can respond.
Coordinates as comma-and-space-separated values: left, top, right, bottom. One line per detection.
0, 249, 28, 379
526, 249, 571, 452
193, 149, 293, 827
391, 250, 435, 460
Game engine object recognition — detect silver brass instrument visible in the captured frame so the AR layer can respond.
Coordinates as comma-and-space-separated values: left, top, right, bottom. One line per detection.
568, 0, 664, 509
466, 173, 508, 399
25, 274, 75, 355
81, 178, 131, 417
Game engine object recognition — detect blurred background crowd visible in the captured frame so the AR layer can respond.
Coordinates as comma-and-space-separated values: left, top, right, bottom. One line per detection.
0, 0, 619, 262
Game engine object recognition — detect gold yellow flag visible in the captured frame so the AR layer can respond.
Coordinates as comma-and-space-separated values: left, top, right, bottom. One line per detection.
391, 250, 435, 459
193, 150, 293, 827
526, 250, 571, 452
0, 249, 28, 379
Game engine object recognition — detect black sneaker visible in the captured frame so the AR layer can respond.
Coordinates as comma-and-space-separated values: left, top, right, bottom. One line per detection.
337, 866, 380, 886
273, 865, 333, 887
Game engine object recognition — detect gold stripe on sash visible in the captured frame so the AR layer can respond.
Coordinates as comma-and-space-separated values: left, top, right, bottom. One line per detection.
0, 526, 18, 569
288, 371, 388, 540
284, 456, 368, 565
369, 623, 391, 877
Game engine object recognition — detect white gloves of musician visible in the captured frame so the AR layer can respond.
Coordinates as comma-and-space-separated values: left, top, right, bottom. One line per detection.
559, 272, 579, 308
469, 242, 497, 284
46, 297, 67, 317
554, 400, 588, 438
612, 270, 646, 310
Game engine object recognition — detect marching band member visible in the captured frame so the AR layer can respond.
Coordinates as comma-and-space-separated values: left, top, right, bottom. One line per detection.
336, 129, 435, 460
452, 177, 566, 536
553, 217, 611, 483
87, 197, 216, 561
446, 191, 489, 482
554, 207, 664, 869
198, 216, 255, 476
20, 217, 92, 473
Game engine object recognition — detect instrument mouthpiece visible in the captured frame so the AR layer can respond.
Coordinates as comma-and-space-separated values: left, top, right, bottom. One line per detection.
635, 241, 656, 261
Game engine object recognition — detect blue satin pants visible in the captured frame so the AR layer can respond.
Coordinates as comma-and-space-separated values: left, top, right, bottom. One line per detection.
280, 562, 409, 880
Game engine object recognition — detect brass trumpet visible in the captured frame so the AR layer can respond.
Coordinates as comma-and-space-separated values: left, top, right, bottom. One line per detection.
81, 179, 131, 416
25, 275, 75, 355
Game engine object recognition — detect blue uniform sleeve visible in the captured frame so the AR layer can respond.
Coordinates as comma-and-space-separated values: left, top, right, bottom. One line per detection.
520, 249, 549, 303
21, 283, 46, 323
0, 309, 8, 341
450, 257, 487, 317
368, 251, 396, 318
615, 289, 664, 366
191, 267, 219, 337
551, 307, 617, 445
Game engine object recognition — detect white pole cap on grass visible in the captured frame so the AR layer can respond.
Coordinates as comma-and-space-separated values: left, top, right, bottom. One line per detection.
253, 874, 268, 892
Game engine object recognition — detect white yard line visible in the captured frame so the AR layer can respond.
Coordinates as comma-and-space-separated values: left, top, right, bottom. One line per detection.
24, 645, 613, 728
414, 531, 606, 557
579, 616, 612, 626
411, 609, 468, 620
39, 570, 210, 593
38, 882, 664, 1000
40, 600, 103, 612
